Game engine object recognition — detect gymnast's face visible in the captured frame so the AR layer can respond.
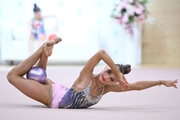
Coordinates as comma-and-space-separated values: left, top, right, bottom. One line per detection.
34, 11, 42, 20
99, 66, 118, 85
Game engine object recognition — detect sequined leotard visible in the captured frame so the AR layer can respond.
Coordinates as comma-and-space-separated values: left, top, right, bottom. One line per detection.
50, 80, 104, 109
31, 19, 45, 40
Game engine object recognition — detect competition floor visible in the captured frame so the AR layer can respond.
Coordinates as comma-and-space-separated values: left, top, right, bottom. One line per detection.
0, 65, 180, 120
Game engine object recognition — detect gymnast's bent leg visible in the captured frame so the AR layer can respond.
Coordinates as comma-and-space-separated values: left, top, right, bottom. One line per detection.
7, 38, 61, 106
37, 41, 55, 85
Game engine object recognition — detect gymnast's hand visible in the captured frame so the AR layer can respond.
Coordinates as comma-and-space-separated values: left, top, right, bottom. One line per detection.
162, 79, 178, 88
118, 73, 129, 92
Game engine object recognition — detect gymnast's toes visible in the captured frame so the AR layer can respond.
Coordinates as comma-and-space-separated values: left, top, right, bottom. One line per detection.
53, 37, 62, 44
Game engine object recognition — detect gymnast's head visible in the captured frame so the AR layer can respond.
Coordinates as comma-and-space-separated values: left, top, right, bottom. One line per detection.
99, 64, 131, 84
33, 3, 41, 20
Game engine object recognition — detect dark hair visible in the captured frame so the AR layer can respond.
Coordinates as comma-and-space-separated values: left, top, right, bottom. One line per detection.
115, 64, 131, 75
33, 4, 41, 12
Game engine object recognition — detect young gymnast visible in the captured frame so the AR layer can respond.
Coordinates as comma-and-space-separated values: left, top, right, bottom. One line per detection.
7, 37, 178, 109
29, 3, 58, 54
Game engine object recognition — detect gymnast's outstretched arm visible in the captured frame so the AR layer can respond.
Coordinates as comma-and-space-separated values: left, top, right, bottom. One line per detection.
104, 79, 178, 94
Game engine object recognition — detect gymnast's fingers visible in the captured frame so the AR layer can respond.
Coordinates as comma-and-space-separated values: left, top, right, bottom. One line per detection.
119, 82, 125, 92
122, 74, 129, 84
175, 79, 178, 83
173, 84, 177, 88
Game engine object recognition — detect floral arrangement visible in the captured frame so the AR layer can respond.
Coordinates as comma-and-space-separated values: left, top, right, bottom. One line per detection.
111, 0, 149, 36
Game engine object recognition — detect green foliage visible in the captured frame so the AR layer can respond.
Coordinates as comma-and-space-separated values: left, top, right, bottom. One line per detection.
129, 16, 134, 23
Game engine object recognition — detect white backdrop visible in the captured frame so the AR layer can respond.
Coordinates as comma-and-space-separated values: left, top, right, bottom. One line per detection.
0, 0, 142, 66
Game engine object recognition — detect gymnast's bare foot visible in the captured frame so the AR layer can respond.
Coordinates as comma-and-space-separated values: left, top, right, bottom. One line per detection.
44, 37, 62, 56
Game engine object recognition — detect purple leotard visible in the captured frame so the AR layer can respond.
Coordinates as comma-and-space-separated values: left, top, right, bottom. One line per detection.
50, 80, 104, 109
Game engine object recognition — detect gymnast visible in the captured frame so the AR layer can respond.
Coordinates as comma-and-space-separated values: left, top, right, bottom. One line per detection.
7, 37, 178, 109
29, 3, 58, 55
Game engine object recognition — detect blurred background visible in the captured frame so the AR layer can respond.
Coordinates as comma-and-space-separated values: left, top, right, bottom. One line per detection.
0, 2, 180, 119
0, 0, 180, 67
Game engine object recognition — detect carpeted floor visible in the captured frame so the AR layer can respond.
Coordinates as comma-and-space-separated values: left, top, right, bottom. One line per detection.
0, 65, 180, 120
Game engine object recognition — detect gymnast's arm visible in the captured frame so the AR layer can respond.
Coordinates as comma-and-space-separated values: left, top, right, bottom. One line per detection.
78, 49, 128, 90
103, 79, 178, 94
80, 50, 119, 74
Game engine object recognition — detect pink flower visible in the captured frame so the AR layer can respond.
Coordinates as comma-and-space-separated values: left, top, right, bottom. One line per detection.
120, 1, 128, 8
117, 4, 123, 12
138, 14, 145, 23
122, 13, 129, 23
127, 4, 134, 16
133, 3, 144, 14
120, 1, 134, 16
118, 16, 123, 24
125, 23, 133, 36
112, 0, 149, 36
128, 0, 134, 3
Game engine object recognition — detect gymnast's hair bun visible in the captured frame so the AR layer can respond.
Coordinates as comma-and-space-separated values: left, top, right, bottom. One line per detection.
33, 3, 41, 12
115, 64, 131, 74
